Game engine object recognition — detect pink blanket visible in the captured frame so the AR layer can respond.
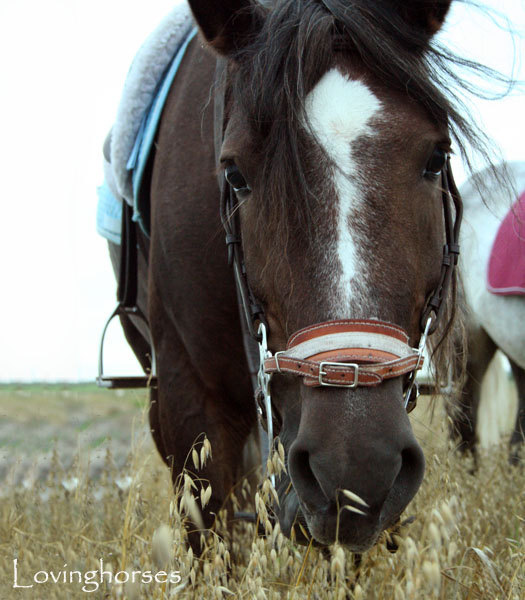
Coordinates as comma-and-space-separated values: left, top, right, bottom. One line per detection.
487, 191, 525, 296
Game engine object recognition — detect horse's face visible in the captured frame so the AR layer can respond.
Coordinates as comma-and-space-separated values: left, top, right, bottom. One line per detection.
225, 68, 446, 550
190, 0, 454, 550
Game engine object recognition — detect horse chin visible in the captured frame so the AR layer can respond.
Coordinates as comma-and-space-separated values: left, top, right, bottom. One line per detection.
277, 487, 385, 551
301, 506, 382, 551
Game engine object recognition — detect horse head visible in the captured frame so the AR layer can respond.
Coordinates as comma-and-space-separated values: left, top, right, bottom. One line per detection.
188, 0, 459, 551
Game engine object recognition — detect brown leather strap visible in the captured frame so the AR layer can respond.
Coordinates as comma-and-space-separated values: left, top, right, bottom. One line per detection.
264, 354, 420, 387
420, 157, 462, 333
288, 319, 409, 346
263, 319, 422, 388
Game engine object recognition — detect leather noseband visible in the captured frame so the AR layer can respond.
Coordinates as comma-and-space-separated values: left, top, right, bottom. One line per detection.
263, 319, 422, 388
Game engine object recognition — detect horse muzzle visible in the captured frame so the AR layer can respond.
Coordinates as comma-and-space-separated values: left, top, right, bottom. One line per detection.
260, 319, 426, 548
285, 379, 426, 549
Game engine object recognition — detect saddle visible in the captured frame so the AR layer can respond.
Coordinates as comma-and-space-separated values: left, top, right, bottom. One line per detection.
97, 5, 196, 244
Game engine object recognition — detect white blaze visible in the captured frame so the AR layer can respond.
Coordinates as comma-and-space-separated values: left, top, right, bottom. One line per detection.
305, 68, 382, 311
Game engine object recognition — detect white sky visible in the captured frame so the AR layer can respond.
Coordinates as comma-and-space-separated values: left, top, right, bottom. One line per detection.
0, 0, 523, 382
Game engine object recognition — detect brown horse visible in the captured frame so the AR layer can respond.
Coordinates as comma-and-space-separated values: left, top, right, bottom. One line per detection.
106, 0, 497, 551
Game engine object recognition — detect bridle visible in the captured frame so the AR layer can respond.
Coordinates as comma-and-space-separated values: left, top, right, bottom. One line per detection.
214, 58, 463, 470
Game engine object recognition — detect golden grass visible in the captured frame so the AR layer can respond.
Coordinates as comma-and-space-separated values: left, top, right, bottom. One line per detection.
0, 377, 523, 599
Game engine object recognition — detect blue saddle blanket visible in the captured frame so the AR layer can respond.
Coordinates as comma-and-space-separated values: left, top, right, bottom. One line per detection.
97, 7, 197, 244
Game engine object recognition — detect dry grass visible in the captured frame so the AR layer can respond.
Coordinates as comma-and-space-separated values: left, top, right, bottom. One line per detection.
0, 367, 523, 599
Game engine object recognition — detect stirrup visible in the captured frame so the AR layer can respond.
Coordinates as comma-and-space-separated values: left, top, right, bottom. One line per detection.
97, 304, 157, 389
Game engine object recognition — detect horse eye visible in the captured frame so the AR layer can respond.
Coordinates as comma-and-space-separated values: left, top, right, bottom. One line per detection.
425, 147, 447, 178
225, 164, 250, 193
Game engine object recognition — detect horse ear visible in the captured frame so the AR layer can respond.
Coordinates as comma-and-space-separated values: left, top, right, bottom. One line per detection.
396, 0, 453, 36
188, 0, 263, 55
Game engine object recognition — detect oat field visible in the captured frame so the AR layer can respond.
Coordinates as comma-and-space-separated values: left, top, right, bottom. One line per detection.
0, 355, 523, 599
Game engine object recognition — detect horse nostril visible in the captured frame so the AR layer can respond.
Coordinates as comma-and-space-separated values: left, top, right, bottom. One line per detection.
402, 445, 422, 471
288, 447, 330, 512
384, 443, 426, 519
401, 444, 425, 484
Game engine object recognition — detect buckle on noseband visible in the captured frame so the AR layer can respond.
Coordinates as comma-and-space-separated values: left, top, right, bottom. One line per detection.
319, 361, 359, 387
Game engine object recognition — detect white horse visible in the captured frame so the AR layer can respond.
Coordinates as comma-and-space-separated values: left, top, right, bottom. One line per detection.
451, 161, 525, 463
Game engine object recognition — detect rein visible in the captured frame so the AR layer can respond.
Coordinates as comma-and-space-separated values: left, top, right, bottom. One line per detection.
213, 59, 463, 468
